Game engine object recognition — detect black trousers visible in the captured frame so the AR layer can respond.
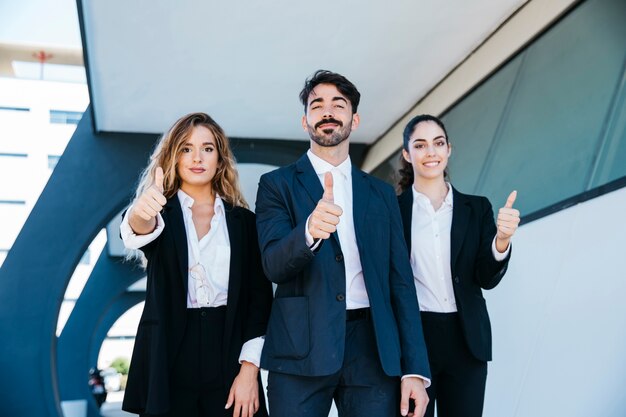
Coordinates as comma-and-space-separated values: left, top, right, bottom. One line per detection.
421, 312, 487, 417
267, 309, 399, 417
142, 306, 229, 417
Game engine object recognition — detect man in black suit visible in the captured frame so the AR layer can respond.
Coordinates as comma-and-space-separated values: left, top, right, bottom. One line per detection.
255, 70, 431, 417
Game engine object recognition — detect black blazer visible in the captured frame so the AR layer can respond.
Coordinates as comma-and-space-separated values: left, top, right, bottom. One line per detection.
398, 186, 510, 362
255, 154, 430, 379
122, 197, 273, 415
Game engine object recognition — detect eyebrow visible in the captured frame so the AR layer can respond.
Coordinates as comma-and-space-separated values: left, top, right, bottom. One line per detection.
309, 96, 348, 106
184, 141, 215, 146
410, 135, 446, 143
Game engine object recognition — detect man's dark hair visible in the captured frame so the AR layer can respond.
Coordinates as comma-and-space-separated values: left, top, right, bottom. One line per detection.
299, 70, 361, 114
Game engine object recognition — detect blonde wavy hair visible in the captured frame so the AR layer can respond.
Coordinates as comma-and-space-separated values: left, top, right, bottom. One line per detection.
133, 112, 248, 208
127, 113, 246, 265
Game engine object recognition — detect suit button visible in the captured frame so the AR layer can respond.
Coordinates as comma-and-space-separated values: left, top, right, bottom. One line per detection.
336, 293, 345, 301
201, 311, 207, 317
336, 254, 343, 262
454, 276, 460, 284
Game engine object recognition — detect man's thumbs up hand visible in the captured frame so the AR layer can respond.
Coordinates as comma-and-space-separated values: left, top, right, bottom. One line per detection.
308, 171, 343, 240
496, 190, 520, 251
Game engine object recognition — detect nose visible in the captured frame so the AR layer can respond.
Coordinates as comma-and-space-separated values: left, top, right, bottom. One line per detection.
192, 148, 202, 162
322, 105, 334, 118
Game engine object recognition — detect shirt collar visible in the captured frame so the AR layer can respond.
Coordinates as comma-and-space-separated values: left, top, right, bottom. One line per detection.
412, 182, 454, 209
177, 189, 225, 215
306, 149, 352, 180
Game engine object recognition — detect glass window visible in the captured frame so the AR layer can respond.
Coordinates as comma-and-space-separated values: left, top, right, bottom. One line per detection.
0, 249, 8, 267
49, 110, 83, 125
0, 153, 28, 158
372, 0, 626, 218
48, 155, 61, 170
0, 106, 29, 113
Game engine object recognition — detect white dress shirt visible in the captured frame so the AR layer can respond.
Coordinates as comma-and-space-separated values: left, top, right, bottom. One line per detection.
120, 190, 264, 366
305, 150, 369, 309
305, 151, 430, 386
410, 184, 510, 313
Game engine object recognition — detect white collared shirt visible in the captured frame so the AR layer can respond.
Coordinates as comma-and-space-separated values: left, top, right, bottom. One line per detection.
410, 184, 510, 313
305, 150, 370, 309
177, 190, 230, 308
120, 190, 263, 366
410, 185, 456, 312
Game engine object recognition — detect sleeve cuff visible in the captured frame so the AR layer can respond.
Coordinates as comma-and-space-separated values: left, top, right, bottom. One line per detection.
238, 336, 265, 368
491, 236, 510, 261
120, 208, 165, 250
401, 374, 431, 389
305, 215, 322, 251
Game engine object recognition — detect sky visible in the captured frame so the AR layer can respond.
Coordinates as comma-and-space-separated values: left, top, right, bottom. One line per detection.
0, 0, 81, 47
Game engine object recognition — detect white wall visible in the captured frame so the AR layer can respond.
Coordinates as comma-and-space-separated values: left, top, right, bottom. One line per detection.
0, 77, 88, 259
484, 186, 626, 416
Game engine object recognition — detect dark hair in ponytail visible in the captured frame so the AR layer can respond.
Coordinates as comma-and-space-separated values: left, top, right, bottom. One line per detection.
397, 114, 450, 192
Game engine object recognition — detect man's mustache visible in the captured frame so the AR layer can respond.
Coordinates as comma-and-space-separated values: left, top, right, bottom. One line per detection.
315, 119, 343, 129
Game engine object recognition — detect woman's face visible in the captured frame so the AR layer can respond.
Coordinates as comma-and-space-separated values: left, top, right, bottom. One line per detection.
176, 125, 220, 190
402, 121, 451, 181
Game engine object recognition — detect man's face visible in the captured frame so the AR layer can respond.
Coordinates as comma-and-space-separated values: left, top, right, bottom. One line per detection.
302, 83, 359, 147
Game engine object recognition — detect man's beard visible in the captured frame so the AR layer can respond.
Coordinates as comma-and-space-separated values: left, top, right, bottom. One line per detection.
307, 118, 352, 147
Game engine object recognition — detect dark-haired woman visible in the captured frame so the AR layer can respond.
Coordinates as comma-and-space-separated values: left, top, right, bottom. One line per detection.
120, 112, 272, 417
397, 114, 519, 417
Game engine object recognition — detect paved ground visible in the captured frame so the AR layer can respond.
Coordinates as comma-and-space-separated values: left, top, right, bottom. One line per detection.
99, 384, 339, 416
100, 391, 133, 417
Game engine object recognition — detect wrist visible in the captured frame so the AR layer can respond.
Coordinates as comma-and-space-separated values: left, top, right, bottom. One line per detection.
495, 236, 510, 252
240, 361, 259, 376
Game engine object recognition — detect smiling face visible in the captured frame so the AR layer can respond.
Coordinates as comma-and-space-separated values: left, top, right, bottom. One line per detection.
176, 125, 219, 192
302, 83, 360, 147
402, 120, 451, 181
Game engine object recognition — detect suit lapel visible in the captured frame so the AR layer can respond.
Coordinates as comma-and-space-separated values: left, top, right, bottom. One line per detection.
164, 196, 189, 294
398, 188, 413, 253
296, 155, 324, 208
351, 167, 370, 249
223, 203, 242, 351
450, 187, 471, 273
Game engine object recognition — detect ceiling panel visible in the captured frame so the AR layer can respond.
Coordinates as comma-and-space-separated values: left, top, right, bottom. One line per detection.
81, 0, 525, 143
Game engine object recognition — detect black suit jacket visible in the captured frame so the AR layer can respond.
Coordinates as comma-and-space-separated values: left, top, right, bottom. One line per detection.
398, 186, 510, 362
122, 197, 273, 415
255, 154, 430, 379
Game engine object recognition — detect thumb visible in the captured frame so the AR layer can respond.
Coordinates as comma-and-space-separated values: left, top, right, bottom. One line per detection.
225, 387, 234, 409
399, 387, 409, 416
154, 166, 164, 193
504, 190, 517, 208
323, 171, 334, 202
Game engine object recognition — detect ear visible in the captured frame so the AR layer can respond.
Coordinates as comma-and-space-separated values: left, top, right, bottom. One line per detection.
402, 149, 411, 163
447, 142, 452, 157
301, 115, 308, 132
351, 113, 360, 131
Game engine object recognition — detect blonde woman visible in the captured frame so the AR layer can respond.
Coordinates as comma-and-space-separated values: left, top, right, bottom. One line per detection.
120, 112, 272, 417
